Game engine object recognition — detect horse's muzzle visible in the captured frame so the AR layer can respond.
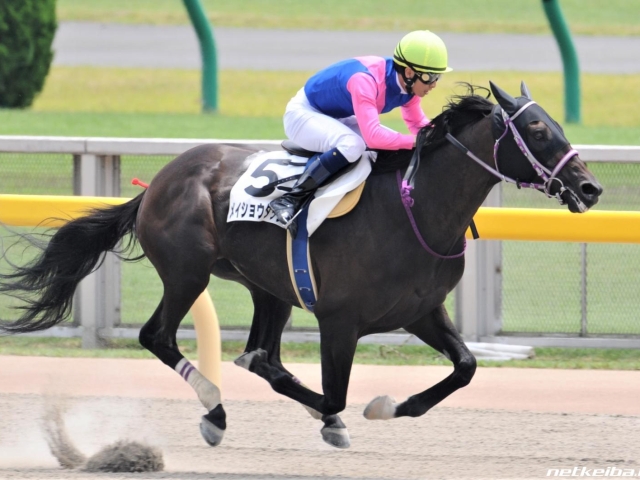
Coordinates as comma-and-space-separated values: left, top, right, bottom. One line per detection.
557, 154, 604, 213
563, 178, 603, 213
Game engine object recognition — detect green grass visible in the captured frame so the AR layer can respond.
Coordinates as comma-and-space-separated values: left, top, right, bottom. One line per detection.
1, 67, 639, 142
500, 242, 640, 335
56, 0, 640, 35
0, 110, 286, 139
1, 336, 639, 370
27, 67, 640, 127
1, 110, 639, 145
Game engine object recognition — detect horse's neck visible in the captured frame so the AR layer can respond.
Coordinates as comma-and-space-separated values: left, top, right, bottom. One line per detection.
413, 117, 499, 253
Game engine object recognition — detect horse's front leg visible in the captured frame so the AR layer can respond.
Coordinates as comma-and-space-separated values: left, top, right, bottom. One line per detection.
236, 321, 357, 448
238, 284, 318, 411
363, 304, 477, 420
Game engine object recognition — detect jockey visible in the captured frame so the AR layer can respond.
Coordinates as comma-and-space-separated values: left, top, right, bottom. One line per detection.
269, 30, 453, 231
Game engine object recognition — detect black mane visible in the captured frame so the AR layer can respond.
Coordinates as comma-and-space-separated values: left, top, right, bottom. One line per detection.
372, 84, 494, 174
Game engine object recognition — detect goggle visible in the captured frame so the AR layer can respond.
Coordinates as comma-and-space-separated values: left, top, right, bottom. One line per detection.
414, 72, 441, 85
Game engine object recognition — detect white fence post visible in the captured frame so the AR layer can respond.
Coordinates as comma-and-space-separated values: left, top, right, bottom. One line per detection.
102, 155, 122, 336
72, 154, 121, 348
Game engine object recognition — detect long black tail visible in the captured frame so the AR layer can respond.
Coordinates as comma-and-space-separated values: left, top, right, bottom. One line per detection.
0, 193, 146, 334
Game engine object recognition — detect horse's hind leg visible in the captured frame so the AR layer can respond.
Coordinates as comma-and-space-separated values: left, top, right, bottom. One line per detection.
363, 304, 477, 420
139, 291, 225, 446
138, 240, 225, 446
233, 286, 349, 447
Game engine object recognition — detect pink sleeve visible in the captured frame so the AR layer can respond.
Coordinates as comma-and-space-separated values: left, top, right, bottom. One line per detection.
347, 73, 415, 150
401, 96, 430, 135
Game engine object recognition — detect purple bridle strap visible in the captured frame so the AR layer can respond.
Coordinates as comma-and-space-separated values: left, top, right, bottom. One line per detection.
550, 148, 579, 180
397, 170, 466, 260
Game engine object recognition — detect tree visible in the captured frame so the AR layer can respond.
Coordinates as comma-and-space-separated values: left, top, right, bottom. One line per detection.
0, 0, 57, 108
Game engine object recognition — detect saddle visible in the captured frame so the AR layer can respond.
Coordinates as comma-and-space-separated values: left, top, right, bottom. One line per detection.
282, 139, 316, 158
280, 140, 365, 218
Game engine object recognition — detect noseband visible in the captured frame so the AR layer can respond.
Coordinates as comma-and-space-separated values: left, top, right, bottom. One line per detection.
445, 101, 579, 205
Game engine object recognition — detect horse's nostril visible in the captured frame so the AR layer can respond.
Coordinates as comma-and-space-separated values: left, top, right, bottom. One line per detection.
581, 182, 603, 198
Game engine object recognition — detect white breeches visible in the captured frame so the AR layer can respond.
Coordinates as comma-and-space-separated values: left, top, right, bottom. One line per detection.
283, 89, 366, 163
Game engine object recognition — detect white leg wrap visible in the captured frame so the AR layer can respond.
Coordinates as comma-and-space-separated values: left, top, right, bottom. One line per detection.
175, 358, 221, 411
233, 349, 265, 370
292, 376, 322, 419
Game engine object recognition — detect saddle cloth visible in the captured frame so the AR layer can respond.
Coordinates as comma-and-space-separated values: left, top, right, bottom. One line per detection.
227, 150, 374, 235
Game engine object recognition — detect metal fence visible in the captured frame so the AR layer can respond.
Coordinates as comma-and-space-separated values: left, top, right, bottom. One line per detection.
1, 137, 639, 347
500, 162, 640, 337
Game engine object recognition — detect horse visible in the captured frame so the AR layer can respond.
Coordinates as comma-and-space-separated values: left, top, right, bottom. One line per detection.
0, 82, 602, 449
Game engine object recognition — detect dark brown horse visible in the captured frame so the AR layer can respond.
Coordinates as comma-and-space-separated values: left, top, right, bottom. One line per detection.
0, 83, 602, 449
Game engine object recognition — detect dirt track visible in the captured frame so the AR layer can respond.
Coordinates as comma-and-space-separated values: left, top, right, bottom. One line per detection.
1, 356, 639, 480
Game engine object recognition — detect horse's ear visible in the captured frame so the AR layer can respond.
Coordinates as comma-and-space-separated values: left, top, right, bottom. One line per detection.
489, 81, 519, 115
520, 81, 533, 100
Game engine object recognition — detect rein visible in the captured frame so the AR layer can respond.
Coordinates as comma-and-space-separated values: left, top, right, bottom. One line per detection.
397, 170, 466, 260
398, 126, 466, 260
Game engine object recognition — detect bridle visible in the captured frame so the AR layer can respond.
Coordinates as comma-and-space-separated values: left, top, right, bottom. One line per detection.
399, 98, 580, 260
445, 101, 579, 205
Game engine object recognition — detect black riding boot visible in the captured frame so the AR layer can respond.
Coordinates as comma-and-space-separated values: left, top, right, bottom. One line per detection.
270, 148, 349, 235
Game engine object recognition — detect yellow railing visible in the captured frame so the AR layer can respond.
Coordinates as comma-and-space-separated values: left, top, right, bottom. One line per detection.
2, 194, 639, 244
469, 207, 640, 244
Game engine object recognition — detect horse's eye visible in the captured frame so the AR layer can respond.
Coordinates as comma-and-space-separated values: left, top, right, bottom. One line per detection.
533, 131, 545, 141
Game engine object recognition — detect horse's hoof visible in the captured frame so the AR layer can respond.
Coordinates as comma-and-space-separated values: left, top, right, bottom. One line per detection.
320, 426, 350, 449
234, 349, 267, 371
363, 395, 397, 420
200, 415, 225, 446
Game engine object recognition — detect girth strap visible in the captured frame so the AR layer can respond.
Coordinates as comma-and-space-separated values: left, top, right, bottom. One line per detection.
286, 206, 318, 312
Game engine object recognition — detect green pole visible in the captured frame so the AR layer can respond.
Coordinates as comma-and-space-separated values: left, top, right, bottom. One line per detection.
542, 0, 581, 124
183, 0, 218, 113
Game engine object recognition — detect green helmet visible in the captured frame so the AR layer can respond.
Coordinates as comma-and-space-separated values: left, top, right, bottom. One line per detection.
393, 30, 452, 74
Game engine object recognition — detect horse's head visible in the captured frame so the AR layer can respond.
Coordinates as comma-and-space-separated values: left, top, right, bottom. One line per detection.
489, 81, 602, 212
